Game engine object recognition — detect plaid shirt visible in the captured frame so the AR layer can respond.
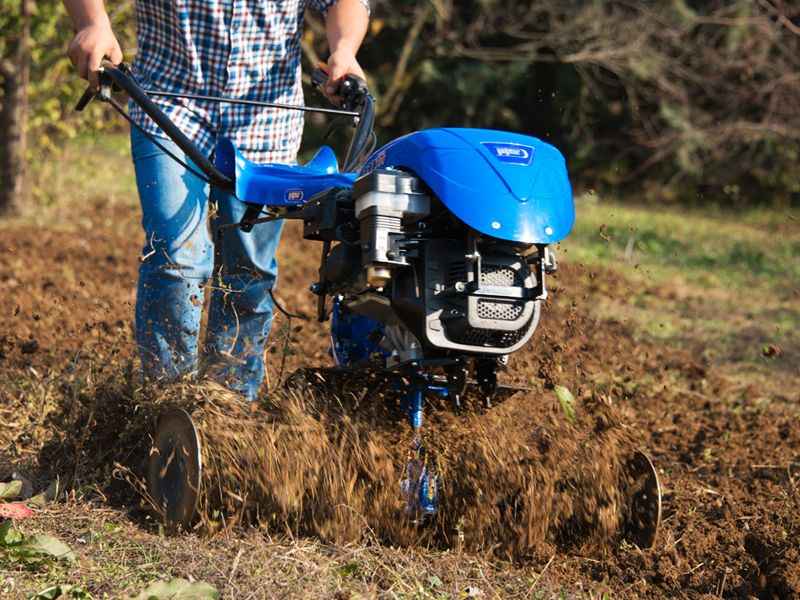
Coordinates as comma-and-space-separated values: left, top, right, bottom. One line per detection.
130, 0, 367, 164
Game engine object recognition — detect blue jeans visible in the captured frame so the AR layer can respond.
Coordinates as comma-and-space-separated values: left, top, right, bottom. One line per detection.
131, 127, 284, 400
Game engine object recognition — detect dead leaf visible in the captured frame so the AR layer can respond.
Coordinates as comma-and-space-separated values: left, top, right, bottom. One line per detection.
130, 578, 219, 600
0, 502, 34, 520
28, 478, 60, 509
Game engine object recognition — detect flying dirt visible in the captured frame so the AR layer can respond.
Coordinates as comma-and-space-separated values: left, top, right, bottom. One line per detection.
141, 371, 658, 559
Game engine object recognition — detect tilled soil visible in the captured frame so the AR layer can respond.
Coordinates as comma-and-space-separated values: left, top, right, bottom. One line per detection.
1, 203, 799, 598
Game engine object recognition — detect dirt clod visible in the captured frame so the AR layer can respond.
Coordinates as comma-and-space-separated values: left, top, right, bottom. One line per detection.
20, 339, 39, 354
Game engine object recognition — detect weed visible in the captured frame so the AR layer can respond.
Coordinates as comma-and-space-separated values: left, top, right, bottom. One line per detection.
0, 521, 75, 569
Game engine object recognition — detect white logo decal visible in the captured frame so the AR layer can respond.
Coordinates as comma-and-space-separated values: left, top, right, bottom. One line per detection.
481, 142, 535, 166
495, 147, 530, 159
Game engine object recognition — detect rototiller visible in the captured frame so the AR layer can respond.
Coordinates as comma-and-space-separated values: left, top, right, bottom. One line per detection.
76, 62, 661, 546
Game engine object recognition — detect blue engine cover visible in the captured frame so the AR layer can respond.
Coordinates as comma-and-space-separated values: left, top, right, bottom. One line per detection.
360, 128, 574, 244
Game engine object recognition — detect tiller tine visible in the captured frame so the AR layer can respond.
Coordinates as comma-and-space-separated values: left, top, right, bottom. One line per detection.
400, 439, 439, 519
400, 387, 440, 519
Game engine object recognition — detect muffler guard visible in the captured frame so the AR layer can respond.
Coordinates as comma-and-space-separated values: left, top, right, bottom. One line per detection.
392, 239, 540, 355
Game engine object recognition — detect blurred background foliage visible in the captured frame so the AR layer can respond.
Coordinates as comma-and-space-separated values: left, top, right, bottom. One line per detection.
0, 0, 135, 150
1, 0, 799, 208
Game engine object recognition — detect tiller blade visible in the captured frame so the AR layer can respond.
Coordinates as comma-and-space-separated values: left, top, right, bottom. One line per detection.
623, 450, 663, 549
147, 407, 202, 530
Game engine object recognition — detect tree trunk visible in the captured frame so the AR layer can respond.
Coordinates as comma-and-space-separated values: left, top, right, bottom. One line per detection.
0, 0, 32, 216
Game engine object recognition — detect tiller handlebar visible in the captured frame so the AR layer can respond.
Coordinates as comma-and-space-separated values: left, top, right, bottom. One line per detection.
75, 61, 376, 186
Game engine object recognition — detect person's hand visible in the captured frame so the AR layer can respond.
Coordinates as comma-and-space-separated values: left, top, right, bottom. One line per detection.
324, 48, 366, 106
67, 20, 123, 90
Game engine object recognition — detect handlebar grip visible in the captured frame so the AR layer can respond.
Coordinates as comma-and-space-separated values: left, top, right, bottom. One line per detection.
339, 74, 369, 100
311, 67, 370, 112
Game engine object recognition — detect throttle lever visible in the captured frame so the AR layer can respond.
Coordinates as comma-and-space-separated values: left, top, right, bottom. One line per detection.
74, 60, 123, 112
311, 67, 330, 90
75, 86, 96, 112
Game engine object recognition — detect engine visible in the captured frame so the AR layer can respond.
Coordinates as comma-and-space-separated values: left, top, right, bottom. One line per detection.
305, 168, 548, 363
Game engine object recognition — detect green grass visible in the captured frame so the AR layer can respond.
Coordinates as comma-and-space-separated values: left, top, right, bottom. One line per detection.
560, 192, 800, 378
563, 192, 800, 294
32, 131, 137, 205
15, 133, 138, 232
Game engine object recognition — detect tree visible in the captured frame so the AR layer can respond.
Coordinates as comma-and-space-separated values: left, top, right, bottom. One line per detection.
345, 1, 800, 204
453, 0, 800, 203
0, 0, 32, 216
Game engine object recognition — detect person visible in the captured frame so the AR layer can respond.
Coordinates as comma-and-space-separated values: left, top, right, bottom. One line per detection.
62, 0, 370, 400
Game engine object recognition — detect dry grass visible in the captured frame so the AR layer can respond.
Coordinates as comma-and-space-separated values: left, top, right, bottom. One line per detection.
4, 500, 569, 599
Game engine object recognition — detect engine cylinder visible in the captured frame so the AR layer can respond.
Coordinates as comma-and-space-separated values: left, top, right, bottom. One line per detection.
353, 169, 430, 286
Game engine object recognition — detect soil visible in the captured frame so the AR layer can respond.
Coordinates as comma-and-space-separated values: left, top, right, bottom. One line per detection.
1, 200, 799, 598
